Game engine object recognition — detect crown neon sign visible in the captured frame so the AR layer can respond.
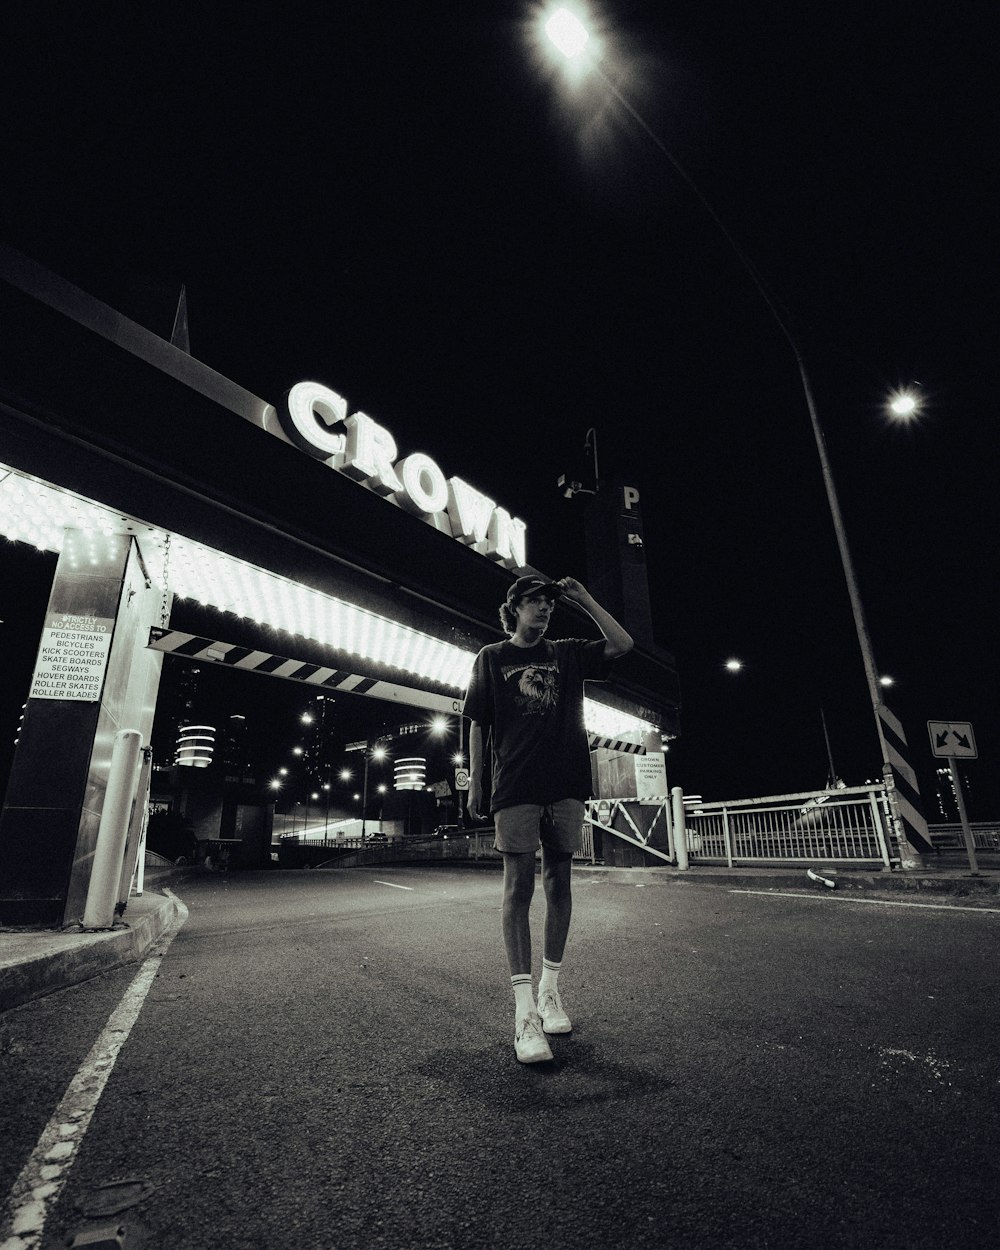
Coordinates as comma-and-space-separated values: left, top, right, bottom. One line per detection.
266, 381, 528, 570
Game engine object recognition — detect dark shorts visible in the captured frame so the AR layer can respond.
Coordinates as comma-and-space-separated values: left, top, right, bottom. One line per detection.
493, 799, 584, 855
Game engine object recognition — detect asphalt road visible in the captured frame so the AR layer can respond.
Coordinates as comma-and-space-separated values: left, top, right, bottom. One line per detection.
3, 866, 999, 1249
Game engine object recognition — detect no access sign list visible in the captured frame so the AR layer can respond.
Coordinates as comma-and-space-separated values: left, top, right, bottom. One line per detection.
29, 613, 115, 702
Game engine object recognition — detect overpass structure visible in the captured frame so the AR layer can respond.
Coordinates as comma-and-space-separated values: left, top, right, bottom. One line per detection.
0, 247, 680, 925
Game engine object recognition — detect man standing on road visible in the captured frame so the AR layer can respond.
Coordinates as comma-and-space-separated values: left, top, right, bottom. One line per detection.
464, 575, 633, 1063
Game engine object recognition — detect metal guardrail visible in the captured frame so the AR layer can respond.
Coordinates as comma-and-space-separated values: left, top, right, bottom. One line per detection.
279, 831, 502, 869
683, 785, 894, 868
279, 789, 1000, 872
927, 822, 1000, 852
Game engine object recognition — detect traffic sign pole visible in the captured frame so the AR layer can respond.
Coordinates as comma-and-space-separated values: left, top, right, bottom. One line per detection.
949, 758, 979, 876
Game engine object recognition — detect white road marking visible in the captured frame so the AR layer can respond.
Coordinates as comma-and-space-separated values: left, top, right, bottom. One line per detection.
0, 890, 189, 1250
730, 889, 1000, 914
373, 880, 414, 891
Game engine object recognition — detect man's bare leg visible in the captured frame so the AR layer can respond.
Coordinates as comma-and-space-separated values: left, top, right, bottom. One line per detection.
538, 847, 574, 1034
501, 852, 552, 1062
501, 851, 536, 975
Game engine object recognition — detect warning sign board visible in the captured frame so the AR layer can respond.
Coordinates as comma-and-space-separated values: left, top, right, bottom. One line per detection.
29, 613, 115, 702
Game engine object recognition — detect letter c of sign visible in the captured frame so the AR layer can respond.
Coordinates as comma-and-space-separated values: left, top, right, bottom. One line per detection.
280, 381, 349, 460
623, 486, 640, 511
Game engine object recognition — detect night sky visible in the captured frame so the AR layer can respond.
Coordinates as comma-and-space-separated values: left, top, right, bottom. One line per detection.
1, 2, 996, 813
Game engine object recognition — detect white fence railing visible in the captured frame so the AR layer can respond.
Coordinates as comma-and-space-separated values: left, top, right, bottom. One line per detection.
682, 785, 894, 868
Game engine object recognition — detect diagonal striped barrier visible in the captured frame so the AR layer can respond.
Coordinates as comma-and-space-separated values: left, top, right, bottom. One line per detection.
877, 701, 934, 856
588, 735, 645, 754
147, 628, 462, 714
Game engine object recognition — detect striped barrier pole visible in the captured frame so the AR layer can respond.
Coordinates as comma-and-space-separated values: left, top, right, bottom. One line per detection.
875, 701, 934, 865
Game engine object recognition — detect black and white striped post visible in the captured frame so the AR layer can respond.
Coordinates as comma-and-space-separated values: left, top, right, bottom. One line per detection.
800, 364, 933, 866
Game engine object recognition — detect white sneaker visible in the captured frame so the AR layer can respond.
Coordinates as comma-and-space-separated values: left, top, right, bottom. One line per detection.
537, 988, 572, 1034
514, 1011, 554, 1063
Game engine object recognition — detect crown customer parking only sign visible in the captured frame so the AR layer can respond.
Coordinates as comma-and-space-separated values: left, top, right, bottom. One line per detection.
927, 721, 977, 759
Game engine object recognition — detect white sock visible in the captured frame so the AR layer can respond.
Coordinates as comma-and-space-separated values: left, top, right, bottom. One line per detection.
511, 973, 535, 1018
538, 958, 561, 998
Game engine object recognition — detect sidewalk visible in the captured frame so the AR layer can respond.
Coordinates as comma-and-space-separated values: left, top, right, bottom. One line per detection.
0, 875, 183, 1013
1, 860, 996, 1014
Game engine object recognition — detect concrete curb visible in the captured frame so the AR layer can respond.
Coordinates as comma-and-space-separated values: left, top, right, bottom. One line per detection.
0, 889, 180, 1013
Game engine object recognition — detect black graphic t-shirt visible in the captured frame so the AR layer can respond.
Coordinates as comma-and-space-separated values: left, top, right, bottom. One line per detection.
462, 637, 612, 812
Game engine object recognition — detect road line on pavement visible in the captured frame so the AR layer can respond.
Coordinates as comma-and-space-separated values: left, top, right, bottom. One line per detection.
730, 889, 1000, 914
373, 879, 415, 890
0, 890, 189, 1250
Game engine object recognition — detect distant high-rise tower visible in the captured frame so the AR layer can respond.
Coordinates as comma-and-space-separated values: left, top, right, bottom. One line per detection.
175, 724, 216, 768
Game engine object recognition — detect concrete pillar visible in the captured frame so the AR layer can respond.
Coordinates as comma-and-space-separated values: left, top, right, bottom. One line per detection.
0, 528, 165, 925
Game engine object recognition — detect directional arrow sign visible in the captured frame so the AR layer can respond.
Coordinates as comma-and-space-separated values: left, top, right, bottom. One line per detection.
927, 720, 978, 759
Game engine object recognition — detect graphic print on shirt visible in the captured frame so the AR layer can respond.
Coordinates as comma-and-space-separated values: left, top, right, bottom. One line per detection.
501, 660, 560, 715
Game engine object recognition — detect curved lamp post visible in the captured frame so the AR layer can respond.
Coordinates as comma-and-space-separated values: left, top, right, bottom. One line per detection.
539, 8, 931, 863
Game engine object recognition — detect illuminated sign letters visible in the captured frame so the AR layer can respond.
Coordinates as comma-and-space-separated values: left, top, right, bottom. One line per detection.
272, 381, 527, 569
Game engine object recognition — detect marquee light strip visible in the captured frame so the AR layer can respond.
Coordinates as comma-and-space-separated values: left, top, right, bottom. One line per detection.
0, 464, 660, 740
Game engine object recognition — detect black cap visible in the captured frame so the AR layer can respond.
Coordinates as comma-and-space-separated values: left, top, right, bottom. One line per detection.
505, 576, 562, 607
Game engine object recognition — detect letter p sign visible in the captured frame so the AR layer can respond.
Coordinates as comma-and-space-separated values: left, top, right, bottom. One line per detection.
623, 486, 640, 511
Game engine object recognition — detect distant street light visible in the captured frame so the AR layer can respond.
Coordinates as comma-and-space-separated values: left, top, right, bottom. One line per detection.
887, 388, 922, 419
362, 740, 391, 841
322, 781, 331, 838
537, 8, 930, 863
724, 658, 744, 674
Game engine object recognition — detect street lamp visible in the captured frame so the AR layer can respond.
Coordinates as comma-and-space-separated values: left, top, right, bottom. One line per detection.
538, 10, 931, 864
362, 742, 389, 842
544, 8, 590, 59
322, 781, 331, 838
887, 388, 922, 420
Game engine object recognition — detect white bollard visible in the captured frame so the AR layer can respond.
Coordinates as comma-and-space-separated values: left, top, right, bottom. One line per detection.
82, 729, 142, 929
671, 786, 689, 871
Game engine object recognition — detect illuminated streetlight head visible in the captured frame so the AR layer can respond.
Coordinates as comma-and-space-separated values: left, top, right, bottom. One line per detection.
300, 712, 314, 724
452, 752, 465, 766
340, 768, 352, 782
371, 745, 388, 762
430, 715, 449, 736
292, 746, 304, 756
545, 7, 590, 58
269, 779, 282, 791
887, 388, 922, 419
724, 658, 744, 673
879, 675, 895, 687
